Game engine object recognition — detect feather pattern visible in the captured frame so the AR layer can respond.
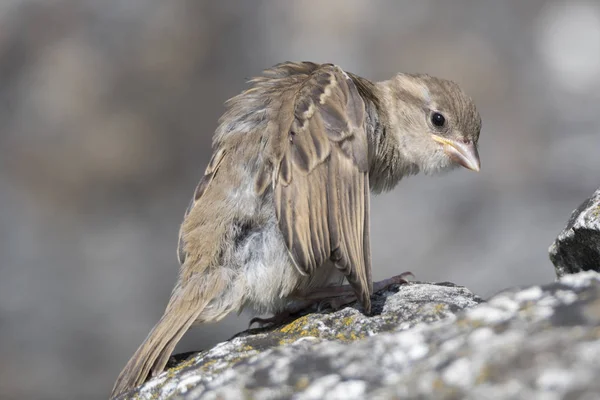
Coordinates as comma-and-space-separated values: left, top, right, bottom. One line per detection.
265, 63, 374, 312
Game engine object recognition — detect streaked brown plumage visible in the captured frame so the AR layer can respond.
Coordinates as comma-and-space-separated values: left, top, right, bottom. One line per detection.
111, 61, 481, 398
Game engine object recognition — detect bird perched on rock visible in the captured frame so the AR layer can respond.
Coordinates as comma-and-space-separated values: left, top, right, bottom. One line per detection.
111, 61, 481, 398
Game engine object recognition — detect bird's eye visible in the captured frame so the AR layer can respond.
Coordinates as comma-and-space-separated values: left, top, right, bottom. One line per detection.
431, 112, 446, 127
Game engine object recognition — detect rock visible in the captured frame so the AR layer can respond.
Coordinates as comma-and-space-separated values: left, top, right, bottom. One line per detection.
118, 272, 600, 399
117, 282, 482, 399
549, 187, 600, 277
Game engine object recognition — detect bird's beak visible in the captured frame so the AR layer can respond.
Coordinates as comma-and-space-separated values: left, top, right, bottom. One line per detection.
431, 135, 480, 172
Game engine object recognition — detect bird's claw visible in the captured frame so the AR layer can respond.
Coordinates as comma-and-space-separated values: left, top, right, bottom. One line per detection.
248, 311, 291, 328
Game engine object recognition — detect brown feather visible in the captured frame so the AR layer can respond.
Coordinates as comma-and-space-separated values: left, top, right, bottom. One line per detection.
273, 63, 373, 312
111, 272, 225, 398
177, 147, 226, 265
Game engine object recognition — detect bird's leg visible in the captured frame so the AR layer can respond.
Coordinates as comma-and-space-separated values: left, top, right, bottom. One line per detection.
300, 272, 415, 311
249, 272, 413, 328
374, 271, 414, 290
304, 272, 414, 302
248, 311, 291, 328
248, 299, 316, 328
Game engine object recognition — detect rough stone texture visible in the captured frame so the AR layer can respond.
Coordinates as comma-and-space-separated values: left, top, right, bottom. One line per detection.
117, 282, 481, 400
119, 272, 600, 400
550, 187, 600, 277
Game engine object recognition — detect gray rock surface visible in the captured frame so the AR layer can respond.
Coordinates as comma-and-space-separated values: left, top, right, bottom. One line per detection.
119, 272, 600, 400
550, 188, 600, 277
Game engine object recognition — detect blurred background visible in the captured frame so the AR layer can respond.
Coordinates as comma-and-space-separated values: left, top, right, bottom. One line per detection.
1, 0, 599, 398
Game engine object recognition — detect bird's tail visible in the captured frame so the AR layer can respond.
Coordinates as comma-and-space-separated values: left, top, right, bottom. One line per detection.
110, 281, 216, 399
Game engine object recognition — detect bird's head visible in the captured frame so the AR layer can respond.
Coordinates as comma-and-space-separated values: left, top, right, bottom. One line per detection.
379, 74, 481, 175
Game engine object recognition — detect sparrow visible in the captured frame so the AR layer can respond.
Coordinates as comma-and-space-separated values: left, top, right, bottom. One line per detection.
111, 61, 481, 398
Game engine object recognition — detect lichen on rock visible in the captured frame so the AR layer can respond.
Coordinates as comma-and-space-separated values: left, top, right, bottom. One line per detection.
118, 282, 481, 399
117, 272, 600, 399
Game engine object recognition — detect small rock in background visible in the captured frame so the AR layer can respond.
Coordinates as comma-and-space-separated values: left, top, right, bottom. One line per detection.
549, 187, 600, 277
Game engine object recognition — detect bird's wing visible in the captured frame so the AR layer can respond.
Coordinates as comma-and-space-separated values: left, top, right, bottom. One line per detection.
269, 63, 373, 311
177, 147, 226, 265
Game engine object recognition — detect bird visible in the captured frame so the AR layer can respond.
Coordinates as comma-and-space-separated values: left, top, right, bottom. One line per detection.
111, 61, 481, 398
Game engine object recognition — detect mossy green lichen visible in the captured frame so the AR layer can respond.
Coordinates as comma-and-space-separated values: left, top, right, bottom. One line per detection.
591, 204, 600, 219
276, 315, 322, 344
475, 364, 492, 384
278, 315, 312, 335
433, 303, 447, 315
335, 331, 364, 342
199, 358, 218, 372
165, 356, 198, 378
294, 376, 311, 391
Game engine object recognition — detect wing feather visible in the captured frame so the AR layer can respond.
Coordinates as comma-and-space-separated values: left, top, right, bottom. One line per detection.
273, 63, 373, 312
177, 148, 226, 265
